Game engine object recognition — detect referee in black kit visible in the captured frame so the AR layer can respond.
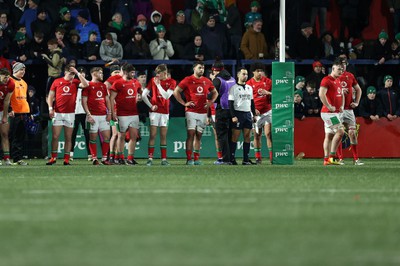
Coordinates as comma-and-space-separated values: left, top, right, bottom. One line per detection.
228, 67, 256, 165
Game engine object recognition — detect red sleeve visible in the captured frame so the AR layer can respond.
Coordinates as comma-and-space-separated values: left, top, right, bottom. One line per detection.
110, 80, 119, 92
7, 79, 15, 93
169, 79, 177, 90
178, 78, 187, 91
82, 86, 89, 97
320, 77, 329, 88
50, 79, 57, 92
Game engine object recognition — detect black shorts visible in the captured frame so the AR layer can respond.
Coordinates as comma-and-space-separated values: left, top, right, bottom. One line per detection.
232, 111, 252, 130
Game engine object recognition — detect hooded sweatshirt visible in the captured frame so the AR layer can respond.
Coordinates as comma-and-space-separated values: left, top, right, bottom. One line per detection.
99, 32, 123, 61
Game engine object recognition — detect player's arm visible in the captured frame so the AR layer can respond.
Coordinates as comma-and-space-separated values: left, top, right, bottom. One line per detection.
154, 77, 173, 99
70, 66, 89, 88
82, 95, 95, 124
173, 86, 194, 107
351, 84, 362, 108
2, 92, 13, 124
319, 86, 335, 112
47, 90, 56, 118
105, 94, 112, 122
142, 88, 155, 111
104, 80, 111, 90
109, 90, 118, 121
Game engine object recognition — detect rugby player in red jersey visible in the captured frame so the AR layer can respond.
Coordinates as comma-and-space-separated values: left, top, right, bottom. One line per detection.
142, 64, 176, 166
173, 61, 218, 165
109, 64, 141, 165
47, 64, 89, 165
319, 58, 345, 166
0, 68, 15, 165
82, 67, 112, 165
337, 57, 364, 165
246, 62, 272, 164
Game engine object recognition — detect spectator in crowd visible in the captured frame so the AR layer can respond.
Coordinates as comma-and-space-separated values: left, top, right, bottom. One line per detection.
377, 75, 400, 121
148, 10, 162, 41
88, 0, 111, 33
106, 12, 131, 45
0, 12, 14, 41
53, 27, 67, 54
149, 25, 174, 60
124, 28, 150, 59
387, 0, 400, 37
225, 0, 242, 59
66, 0, 91, 25
191, 0, 209, 32
271, 38, 290, 60
204, 0, 227, 23
75, 9, 101, 44
348, 38, 365, 59
100, 32, 123, 63
295, 76, 305, 90
182, 34, 210, 61
244, 1, 262, 29
18, 0, 40, 39
359, 86, 382, 121
56, 7, 74, 34
10, 0, 26, 26
320, 32, 340, 60
200, 15, 227, 59
390, 40, 400, 59
294, 89, 306, 120
183, 0, 197, 23
110, 0, 135, 27
168, 10, 195, 59
306, 61, 325, 90
337, 0, 359, 41
10, 61, 30, 165
303, 80, 321, 117
134, 14, 152, 43
9, 31, 29, 62
27, 86, 40, 120
373, 30, 391, 65
82, 30, 100, 61
309, 0, 329, 37
42, 39, 64, 94
289, 22, 320, 60
30, 8, 52, 42
0, 28, 11, 57
65, 29, 83, 59
28, 31, 47, 62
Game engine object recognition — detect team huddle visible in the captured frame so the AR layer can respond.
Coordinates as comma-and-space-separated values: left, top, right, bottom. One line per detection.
39, 60, 274, 166
0, 58, 363, 166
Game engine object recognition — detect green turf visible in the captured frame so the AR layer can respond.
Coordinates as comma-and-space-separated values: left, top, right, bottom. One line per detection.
0, 159, 399, 266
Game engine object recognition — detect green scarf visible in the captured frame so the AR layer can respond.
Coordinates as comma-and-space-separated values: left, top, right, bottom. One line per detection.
111, 21, 123, 31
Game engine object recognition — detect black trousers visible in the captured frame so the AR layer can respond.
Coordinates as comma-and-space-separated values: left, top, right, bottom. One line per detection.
71, 113, 90, 154
215, 109, 232, 162
10, 113, 28, 162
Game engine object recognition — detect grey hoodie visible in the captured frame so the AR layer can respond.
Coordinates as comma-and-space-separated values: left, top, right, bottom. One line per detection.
99, 32, 123, 61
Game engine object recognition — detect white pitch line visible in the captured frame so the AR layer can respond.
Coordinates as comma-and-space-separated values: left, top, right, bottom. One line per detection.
22, 188, 400, 194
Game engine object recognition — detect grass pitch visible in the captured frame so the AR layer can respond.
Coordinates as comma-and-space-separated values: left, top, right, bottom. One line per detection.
0, 159, 399, 266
